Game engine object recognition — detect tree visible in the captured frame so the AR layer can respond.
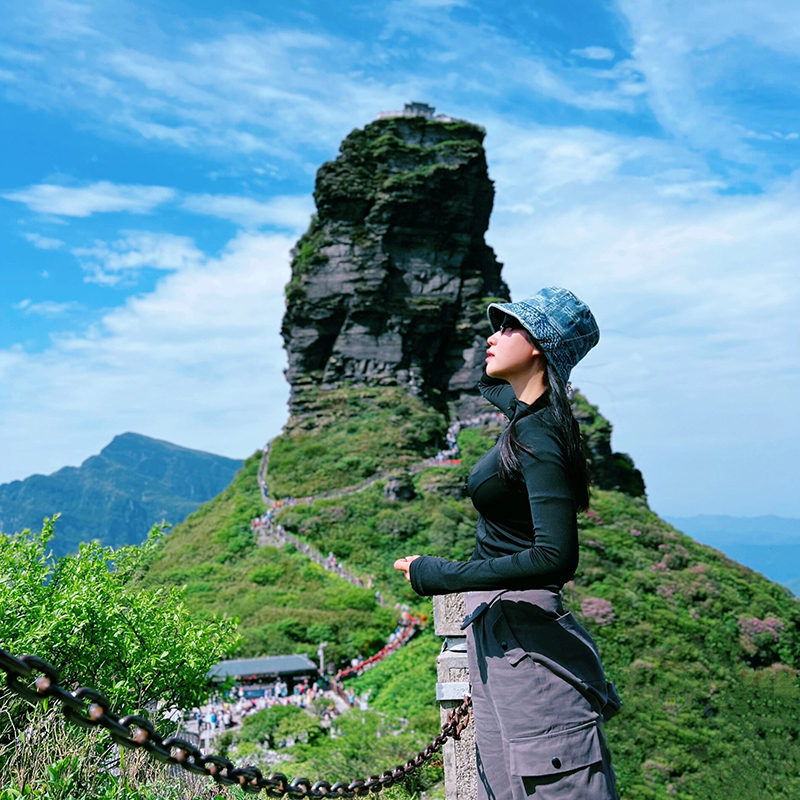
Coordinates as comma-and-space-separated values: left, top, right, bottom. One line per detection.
0, 516, 240, 746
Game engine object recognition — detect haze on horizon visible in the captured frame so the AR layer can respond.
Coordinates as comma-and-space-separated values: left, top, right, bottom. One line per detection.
1, 0, 799, 519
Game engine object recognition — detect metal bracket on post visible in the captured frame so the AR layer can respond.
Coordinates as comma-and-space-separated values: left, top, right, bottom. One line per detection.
433, 593, 477, 800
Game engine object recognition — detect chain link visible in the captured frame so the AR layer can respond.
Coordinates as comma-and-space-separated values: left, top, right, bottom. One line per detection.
0, 647, 471, 796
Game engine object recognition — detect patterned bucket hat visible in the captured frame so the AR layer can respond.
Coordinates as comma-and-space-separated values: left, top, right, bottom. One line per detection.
487, 287, 600, 387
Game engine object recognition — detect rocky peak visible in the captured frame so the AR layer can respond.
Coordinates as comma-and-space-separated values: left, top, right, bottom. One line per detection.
281, 114, 509, 417
280, 112, 645, 498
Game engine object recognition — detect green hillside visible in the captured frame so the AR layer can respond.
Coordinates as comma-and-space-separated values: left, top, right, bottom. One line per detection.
142, 385, 800, 799
141, 386, 444, 664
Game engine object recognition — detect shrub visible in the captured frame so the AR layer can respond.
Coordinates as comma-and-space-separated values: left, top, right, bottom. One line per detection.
580, 597, 616, 626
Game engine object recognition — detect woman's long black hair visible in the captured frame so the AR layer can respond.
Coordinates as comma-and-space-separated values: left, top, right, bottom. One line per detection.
495, 318, 591, 511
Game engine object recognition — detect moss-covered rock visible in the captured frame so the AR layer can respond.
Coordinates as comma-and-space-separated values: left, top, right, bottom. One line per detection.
282, 114, 509, 418
573, 392, 647, 497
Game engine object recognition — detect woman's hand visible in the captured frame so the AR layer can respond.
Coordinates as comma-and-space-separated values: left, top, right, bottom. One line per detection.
393, 555, 421, 582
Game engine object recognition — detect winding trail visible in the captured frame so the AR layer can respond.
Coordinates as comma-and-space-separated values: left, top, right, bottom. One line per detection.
257, 410, 505, 508
219, 412, 506, 726
252, 411, 505, 593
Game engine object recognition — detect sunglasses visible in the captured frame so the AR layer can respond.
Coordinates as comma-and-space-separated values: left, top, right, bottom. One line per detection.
499, 315, 523, 332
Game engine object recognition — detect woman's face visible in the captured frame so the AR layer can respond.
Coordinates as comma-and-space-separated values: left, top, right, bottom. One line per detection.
485, 316, 541, 379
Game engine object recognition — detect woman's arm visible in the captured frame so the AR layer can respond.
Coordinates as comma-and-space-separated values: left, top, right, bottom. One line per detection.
408, 418, 578, 596
478, 367, 518, 419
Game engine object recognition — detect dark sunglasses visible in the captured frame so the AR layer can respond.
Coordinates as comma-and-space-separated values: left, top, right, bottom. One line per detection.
499, 314, 523, 332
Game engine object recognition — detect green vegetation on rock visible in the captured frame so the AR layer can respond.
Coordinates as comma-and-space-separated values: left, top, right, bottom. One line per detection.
4, 379, 800, 799
572, 393, 647, 496
348, 626, 442, 731
140, 451, 396, 662
268, 386, 446, 497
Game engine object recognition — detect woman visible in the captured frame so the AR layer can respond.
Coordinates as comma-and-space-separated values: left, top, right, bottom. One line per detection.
394, 287, 620, 800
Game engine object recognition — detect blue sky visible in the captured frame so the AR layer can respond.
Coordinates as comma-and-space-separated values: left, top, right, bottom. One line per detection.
2, 0, 799, 518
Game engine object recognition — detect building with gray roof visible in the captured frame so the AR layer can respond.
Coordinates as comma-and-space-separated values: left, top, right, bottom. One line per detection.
208, 653, 318, 683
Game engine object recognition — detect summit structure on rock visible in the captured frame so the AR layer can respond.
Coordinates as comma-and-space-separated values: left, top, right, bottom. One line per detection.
280, 112, 510, 418
376, 101, 473, 125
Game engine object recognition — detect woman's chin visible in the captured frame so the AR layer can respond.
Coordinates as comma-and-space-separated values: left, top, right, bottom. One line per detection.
486, 360, 503, 377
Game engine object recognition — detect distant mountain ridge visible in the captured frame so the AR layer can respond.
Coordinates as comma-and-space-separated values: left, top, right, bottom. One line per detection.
665, 514, 800, 544
0, 433, 243, 557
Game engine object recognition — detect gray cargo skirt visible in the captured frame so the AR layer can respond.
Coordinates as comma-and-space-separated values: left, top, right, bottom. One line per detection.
462, 589, 620, 800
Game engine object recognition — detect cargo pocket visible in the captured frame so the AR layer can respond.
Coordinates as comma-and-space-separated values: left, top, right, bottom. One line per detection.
508, 720, 603, 778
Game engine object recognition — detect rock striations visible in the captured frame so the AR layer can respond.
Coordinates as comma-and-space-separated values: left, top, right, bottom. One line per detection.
281, 115, 509, 419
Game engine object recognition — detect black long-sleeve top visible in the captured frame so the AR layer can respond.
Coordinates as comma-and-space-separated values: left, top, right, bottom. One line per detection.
408, 370, 578, 596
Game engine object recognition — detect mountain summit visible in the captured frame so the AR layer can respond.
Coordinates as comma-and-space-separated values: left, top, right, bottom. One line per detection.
281, 113, 509, 418
281, 112, 644, 497
0, 433, 242, 556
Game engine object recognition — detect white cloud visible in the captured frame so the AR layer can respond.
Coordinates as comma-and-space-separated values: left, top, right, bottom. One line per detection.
72, 231, 204, 286
572, 46, 615, 61
513, 58, 635, 112
615, 0, 800, 160
0, 14, 385, 160
37, 0, 99, 40
0, 1, 646, 166
182, 194, 314, 231
22, 231, 64, 249
382, 2, 639, 113
0, 230, 294, 485
10, 182, 315, 234
408, 0, 469, 7
14, 300, 84, 316
4, 181, 175, 217
485, 119, 695, 199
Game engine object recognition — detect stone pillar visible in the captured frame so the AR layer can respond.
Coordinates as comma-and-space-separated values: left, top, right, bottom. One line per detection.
433, 593, 476, 800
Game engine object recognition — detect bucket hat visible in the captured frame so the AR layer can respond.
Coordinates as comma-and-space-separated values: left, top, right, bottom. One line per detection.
487, 287, 599, 387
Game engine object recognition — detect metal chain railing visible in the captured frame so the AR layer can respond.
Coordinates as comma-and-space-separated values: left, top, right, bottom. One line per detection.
0, 647, 471, 796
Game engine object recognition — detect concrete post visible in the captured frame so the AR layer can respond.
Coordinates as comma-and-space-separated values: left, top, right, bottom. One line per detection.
433, 593, 476, 800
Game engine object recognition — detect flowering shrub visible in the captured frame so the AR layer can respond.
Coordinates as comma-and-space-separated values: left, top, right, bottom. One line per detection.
657, 584, 677, 601
630, 528, 643, 537
658, 542, 690, 569
739, 616, 785, 643
738, 616, 786, 664
583, 539, 606, 551
580, 597, 615, 626
584, 508, 604, 526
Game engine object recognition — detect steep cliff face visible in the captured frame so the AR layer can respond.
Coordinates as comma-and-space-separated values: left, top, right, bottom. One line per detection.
281, 116, 509, 417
